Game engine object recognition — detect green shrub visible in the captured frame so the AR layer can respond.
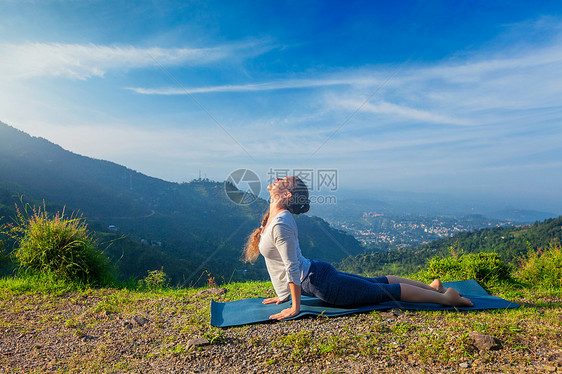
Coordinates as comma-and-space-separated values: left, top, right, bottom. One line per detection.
517, 240, 562, 289
140, 267, 169, 289
4, 203, 110, 284
417, 252, 513, 287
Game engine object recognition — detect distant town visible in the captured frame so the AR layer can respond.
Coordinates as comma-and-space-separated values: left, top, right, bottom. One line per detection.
330, 211, 518, 249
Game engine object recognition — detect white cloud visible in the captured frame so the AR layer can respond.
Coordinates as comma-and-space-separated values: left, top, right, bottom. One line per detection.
125, 40, 562, 97
420, 44, 562, 84
333, 99, 472, 126
125, 77, 357, 95
316, 39, 562, 140
0, 40, 273, 80
126, 36, 562, 131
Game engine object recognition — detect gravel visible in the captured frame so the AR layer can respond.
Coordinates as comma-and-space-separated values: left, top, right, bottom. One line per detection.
0, 291, 560, 373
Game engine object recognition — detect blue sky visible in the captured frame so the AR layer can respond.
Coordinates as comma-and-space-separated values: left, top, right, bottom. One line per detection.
1, 0, 562, 212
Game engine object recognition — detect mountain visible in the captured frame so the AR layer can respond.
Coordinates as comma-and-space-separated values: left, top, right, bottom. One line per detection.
336, 214, 562, 276
416, 215, 562, 259
314, 189, 559, 223
488, 208, 556, 223
0, 121, 364, 284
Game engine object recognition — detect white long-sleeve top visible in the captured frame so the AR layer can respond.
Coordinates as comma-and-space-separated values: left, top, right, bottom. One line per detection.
258, 210, 311, 301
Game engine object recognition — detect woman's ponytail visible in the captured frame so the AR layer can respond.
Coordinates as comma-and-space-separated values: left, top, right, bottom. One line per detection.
244, 211, 269, 263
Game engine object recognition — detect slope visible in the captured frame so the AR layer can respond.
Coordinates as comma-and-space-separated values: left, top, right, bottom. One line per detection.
0, 121, 364, 284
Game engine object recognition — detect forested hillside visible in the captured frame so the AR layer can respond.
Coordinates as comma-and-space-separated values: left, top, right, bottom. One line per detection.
337, 216, 562, 276
0, 122, 363, 285
418, 217, 562, 258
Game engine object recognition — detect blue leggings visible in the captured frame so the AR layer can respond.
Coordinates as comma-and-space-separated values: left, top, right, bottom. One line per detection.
301, 260, 402, 306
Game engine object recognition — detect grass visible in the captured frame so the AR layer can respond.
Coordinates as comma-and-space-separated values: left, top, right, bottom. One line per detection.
2, 202, 111, 285
0, 271, 88, 295
516, 240, 562, 288
0, 272, 560, 373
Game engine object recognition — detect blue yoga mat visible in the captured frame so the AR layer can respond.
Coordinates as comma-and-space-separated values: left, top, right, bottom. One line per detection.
210, 279, 519, 327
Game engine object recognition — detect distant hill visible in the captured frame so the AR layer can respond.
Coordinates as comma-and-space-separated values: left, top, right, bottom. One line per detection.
337, 215, 562, 276
0, 121, 364, 284
488, 208, 556, 223
416, 216, 562, 258
314, 188, 558, 223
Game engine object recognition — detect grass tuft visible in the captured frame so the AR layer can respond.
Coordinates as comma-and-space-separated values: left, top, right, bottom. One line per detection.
2, 202, 111, 285
138, 267, 170, 290
516, 239, 562, 289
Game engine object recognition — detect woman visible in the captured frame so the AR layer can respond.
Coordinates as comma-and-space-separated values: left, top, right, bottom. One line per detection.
245, 176, 473, 321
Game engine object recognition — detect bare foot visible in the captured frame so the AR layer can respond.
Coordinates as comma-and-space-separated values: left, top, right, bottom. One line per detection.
430, 279, 447, 293
443, 288, 473, 307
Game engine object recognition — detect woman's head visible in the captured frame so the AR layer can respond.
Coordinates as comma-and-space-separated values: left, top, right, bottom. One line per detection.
267, 176, 310, 215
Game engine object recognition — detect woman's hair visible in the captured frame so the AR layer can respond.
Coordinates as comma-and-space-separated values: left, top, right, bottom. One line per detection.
243, 176, 310, 263
244, 211, 270, 264
286, 176, 311, 215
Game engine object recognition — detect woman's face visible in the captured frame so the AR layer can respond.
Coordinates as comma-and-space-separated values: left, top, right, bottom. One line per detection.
267, 176, 293, 198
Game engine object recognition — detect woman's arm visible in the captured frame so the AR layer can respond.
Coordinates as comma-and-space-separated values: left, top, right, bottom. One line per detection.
269, 282, 301, 320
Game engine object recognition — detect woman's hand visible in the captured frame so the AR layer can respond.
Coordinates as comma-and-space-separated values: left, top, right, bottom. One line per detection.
263, 296, 298, 319
269, 307, 299, 320
265, 283, 301, 320
262, 296, 287, 305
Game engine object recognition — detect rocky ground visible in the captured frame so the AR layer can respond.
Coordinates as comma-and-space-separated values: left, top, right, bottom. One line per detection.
1, 287, 561, 373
